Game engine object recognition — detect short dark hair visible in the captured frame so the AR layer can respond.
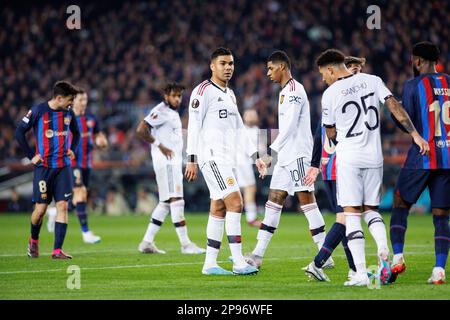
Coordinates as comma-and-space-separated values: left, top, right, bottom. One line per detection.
53, 81, 80, 97
211, 47, 232, 61
267, 50, 291, 70
316, 49, 346, 67
412, 41, 440, 62
163, 82, 185, 95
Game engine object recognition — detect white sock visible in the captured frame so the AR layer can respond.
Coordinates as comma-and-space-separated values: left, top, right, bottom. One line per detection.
204, 215, 224, 270
301, 203, 326, 249
245, 202, 258, 222
363, 210, 389, 257
225, 211, 246, 268
345, 213, 367, 275
253, 201, 282, 257
143, 202, 170, 243
170, 200, 191, 246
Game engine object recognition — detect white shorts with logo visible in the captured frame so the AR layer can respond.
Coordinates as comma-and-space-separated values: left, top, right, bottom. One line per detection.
154, 162, 184, 202
336, 162, 382, 207
235, 162, 256, 188
269, 157, 314, 196
200, 161, 240, 200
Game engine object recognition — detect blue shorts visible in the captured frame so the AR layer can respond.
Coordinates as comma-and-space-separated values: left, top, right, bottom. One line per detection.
32, 166, 73, 204
72, 167, 91, 188
323, 180, 343, 213
395, 169, 450, 209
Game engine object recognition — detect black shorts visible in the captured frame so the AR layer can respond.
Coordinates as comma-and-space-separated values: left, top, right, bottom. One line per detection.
32, 166, 73, 204
72, 167, 91, 188
395, 169, 450, 208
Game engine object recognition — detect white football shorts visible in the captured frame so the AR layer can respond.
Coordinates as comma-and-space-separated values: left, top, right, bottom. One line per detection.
336, 162, 382, 207
235, 162, 256, 188
154, 162, 184, 202
200, 161, 240, 200
269, 157, 314, 195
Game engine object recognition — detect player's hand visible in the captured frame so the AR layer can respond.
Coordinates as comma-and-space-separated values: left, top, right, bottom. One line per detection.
261, 154, 272, 168
158, 144, 174, 159
255, 158, 267, 179
67, 149, 76, 160
412, 132, 430, 156
185, 162, 198, 182
303, 167, 320, 186
31, 154, 43, 165
95, 133, 109, 149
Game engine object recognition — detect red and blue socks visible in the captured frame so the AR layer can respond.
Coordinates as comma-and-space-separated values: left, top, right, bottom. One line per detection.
390, 207, 409, 255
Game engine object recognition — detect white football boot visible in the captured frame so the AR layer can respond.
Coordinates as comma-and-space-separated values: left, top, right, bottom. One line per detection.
138, 240, 166, 254
181, 242, 206, 254
82, 231, 101, 244
427, 267, 446, 285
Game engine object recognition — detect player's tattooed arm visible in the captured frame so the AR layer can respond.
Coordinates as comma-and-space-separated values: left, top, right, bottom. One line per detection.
136, 120, 173, 159
385, 97, 430, 155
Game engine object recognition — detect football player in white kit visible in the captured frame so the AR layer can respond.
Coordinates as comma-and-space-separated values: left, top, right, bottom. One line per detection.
185, 48, 268, 275
136, 82, 205, 255
245, 50, 331, 270
316, 49, 429, 286
235, 108, 262, 227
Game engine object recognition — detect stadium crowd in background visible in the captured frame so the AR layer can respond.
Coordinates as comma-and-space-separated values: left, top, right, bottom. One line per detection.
0, 0, 448, 212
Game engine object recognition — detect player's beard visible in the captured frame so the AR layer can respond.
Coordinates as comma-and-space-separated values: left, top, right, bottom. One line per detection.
413, 65, 420, 77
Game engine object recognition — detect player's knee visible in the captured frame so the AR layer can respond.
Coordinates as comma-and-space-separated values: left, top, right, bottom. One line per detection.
432, 208, 449, 217
336, 212, 345, 224
227, 199, 243, 213
297, 191, 316, 206
268, 190, 286, 205
55, 201, 68, 213
34, 205, 47, 218
393, 192, 411, 209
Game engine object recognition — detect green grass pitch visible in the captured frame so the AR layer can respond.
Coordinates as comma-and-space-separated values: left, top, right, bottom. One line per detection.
0, 212, 448, 299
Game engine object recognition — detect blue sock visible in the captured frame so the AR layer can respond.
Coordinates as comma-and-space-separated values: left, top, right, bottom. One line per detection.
433, 215, 449, 269
30, 223, 42, 241
68, 201, 75, 212
314, 222, 345, 268
76, 202, 89, 232
390, 207, 409, 255
54, 222, 68, 250
341, 231, 356, 272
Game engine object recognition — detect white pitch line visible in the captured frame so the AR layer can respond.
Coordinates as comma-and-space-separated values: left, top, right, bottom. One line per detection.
0, 251, 434, 275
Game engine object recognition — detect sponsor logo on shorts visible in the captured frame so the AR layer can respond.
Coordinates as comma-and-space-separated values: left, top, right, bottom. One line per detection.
191, 99, 200, 109
226, 177, 235, 186
41, 193, 47, 200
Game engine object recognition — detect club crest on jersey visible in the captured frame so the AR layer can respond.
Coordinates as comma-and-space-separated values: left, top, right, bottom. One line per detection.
226, 177, 235, 186
219, 109, 227, 118
280, 95, 285, 104
191, 99, 200, 109
64, 117, 71, 125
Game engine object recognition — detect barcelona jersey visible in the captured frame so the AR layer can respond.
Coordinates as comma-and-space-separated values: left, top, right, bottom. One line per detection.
320, 126, 337, 180
21, 102, 76, 168
71, 113, 99, 169
402, 73, 450, 169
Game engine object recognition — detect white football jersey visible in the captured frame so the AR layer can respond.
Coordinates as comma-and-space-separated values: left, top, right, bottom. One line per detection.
236, 125, 259, 166
144, 101, 183, 165
186, 79, 257, 167
321, 73, 393, 168
270, 78, 313, 166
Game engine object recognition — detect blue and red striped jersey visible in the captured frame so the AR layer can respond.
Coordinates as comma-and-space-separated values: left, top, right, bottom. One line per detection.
402, 72, 450, 169
320, 126, 337, 180
70, 113, 99, 169
20, 102, 77, 168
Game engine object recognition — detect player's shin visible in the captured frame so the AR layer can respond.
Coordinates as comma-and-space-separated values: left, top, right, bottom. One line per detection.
170, 200, 191, 246
433, 214, 449, 269
345, 213, 367, 275
76, 202, 89, 232
253, 201, 282, 257
225, 211, 246, 268
143, 202, 170, 243
204, 215, 225, 269
301, 203, 326, 249
363, 210, 389, 257
390, 207, 409, 258
314, 222, 345, 268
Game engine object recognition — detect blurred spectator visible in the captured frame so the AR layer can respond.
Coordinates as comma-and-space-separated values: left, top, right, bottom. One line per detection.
105, 186, 131, 216
134, 186, 158, 215
6, 188, 30, 212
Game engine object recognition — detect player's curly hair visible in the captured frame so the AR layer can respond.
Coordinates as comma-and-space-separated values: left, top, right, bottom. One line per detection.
412, 41, 440, 62
163, 82, 185, 95
316, 49, 346, 67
